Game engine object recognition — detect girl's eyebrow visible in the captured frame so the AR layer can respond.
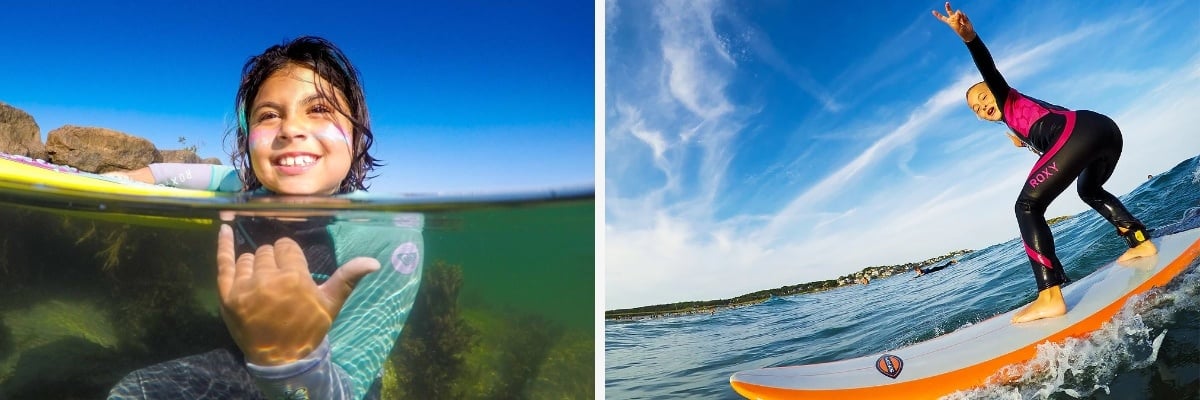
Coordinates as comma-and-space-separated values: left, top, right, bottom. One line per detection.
300, 93, 329, 105
251, 101, 283, 113
251, 94, 330, 113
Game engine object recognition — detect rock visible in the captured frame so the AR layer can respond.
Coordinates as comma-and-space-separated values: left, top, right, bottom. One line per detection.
201, 157, 223, 165
0, 102, 47, 159
45, 125, 159, 173
0, 337, 125, 399
159, 149, 202, 164
0, 318, 10, 357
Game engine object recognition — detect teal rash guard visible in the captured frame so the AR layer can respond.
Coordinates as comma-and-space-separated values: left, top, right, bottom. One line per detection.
148, 163, 423, 400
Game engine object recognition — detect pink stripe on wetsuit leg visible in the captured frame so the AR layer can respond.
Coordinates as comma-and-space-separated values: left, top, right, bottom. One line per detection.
1028, 110, 1076, 178
1023, 241, 1054, 269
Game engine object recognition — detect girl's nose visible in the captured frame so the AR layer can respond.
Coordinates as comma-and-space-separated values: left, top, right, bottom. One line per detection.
278, 118, 310, 140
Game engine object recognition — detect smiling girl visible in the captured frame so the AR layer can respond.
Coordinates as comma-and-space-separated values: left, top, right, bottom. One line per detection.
109, 36, 421, 400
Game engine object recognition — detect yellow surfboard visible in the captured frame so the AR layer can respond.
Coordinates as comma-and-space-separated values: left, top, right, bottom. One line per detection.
0, 153, 223, 198
0, 153, 232, 228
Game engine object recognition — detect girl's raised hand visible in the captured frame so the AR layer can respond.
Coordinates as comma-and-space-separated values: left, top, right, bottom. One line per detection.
215, 224, 380, 366
932, 2, 977, 42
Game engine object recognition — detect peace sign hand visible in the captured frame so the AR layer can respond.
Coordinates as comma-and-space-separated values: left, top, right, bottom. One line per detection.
932, 2, 977, 42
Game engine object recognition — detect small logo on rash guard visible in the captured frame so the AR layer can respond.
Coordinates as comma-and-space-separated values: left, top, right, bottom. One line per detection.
875, 354, 904, 379
391, 242, 420, 274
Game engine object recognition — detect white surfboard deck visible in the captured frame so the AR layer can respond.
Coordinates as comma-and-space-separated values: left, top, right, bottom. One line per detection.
730, 228, 1200, 400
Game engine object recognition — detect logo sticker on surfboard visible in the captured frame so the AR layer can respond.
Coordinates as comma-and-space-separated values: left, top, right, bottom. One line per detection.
875, 354, 904, 379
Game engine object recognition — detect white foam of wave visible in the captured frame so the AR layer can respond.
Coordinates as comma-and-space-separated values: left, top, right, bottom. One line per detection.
941, 259, 1199, 400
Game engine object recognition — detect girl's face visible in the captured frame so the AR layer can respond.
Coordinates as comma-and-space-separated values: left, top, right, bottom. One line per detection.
967, 84, 1002, 121
248, 64, 354, 195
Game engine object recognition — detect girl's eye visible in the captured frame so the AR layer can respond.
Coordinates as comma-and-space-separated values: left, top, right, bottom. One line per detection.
257, 111, 279, 122
311, 104, 332, 114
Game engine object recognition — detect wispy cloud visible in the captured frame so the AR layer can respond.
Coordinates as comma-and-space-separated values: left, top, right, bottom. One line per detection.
606, 1, 1200, 309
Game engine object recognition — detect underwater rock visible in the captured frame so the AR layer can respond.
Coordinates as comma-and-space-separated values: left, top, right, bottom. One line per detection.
0, 318, 11, 359
5, 299, 118, 351
1, 336, 125, 399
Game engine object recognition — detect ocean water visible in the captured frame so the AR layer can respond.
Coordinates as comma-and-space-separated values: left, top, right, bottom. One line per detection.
0, 183, 594, 399
605, 155, 1200, 400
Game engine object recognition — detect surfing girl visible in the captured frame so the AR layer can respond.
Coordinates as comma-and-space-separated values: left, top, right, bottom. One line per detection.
109, 36, 423, 399
932, 3, 1157, 324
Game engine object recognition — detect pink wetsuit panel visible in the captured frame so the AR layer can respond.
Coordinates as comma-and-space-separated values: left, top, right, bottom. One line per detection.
1003, 89, 1051, 138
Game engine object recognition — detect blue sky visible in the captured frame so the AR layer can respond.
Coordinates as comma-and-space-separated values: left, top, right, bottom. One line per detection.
1, 1, 594, 195
605, 0, 1200, 309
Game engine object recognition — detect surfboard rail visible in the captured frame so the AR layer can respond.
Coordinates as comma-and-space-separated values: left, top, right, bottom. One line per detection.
730, 228, 1200, 400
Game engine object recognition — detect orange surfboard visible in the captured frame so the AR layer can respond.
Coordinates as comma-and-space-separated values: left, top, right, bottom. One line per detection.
730, 227, 1200, 399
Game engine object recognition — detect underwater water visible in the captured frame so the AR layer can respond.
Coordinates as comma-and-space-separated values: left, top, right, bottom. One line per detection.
0, 183, 594, 399
605, 155, 1200, 400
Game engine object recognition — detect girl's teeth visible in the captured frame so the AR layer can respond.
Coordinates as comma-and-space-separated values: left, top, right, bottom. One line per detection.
280, 156, 315, 166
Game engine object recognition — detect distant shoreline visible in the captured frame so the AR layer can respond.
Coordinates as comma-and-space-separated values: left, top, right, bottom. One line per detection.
604, 249, 973, 321
606, 215, 1074, 321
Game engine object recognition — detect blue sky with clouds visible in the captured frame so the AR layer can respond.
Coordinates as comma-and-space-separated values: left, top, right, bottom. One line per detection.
1, 1, 594, 195
605, 0, 1200, 309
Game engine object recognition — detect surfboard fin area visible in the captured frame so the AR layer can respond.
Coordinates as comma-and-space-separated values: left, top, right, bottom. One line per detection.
729, 227, 1200, 400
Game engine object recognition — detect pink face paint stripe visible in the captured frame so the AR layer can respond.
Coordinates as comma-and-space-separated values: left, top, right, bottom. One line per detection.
315, 124, 351, 148
1023, 241, 1054, 269
249, 127, 276, 149
1027, 110, 1076, 180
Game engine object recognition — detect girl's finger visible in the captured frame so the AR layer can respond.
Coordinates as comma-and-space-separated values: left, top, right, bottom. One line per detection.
216, 224, 237, 297
273, 237, 311, 277
253, 244, 278, 277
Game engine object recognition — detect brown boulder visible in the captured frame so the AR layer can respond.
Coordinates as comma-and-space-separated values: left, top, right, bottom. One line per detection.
45, 125, 159, 173
0, 102, 47, 159
159, 149, 202, 164
201, 157, 223, 165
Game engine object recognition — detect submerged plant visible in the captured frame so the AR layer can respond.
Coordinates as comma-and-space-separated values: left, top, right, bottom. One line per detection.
485, 314, 565, 399
386, 260, 477, 399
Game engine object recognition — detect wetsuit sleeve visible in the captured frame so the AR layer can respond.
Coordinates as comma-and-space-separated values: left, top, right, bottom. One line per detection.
965, 36, 1011, 107
326, 212, 425, 400
246, 339, 355, 399
147, 163, 242, 192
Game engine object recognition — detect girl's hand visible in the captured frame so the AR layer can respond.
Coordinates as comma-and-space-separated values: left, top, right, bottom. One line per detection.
932, 2, 977, 42
101, 167, 155, 184
1007, 132, 1026, 148
215, 224, 380, 366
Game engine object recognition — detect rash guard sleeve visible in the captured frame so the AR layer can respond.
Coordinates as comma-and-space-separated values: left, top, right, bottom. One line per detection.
246, 339, 354, 399
326, 212, 425, 400
147, 163, 242, 192
965, 36, 1011, 107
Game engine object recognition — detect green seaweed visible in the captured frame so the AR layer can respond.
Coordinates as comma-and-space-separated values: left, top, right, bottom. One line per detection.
385, 260, 478, 399
482, 313, 565, 399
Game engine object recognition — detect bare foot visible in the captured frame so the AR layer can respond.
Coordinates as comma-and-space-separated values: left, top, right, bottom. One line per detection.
1117, 240, 1157, 262
1011, 286, 1067, 323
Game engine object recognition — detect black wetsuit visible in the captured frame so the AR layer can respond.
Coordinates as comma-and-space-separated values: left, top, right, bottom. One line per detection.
966, 36, 1148, 292
920, 261, 954, 275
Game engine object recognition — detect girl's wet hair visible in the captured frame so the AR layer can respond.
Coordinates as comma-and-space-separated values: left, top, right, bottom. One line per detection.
230, 36, 381, 194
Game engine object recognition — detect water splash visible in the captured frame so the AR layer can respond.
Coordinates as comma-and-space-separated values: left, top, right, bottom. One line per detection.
942, 258, 1199, 400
